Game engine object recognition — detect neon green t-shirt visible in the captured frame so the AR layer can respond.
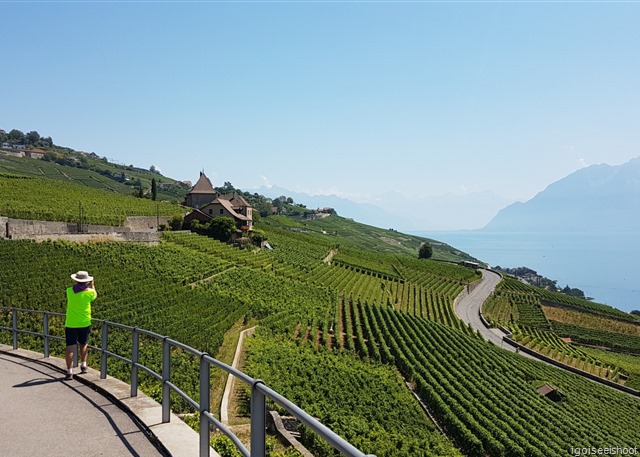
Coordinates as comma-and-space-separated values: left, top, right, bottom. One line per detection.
65, 287, 97, 328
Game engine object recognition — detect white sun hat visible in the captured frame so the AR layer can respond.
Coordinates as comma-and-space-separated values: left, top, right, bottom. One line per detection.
71, 271, 93, 283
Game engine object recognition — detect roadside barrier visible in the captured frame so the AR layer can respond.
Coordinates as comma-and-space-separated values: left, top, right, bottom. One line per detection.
0, 306, 376, 457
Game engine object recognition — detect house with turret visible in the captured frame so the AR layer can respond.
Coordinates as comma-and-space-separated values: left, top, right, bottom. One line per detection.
183, 172, 253, 230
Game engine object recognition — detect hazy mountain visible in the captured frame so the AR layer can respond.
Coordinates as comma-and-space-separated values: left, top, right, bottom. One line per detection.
483, 156, 640, 232
371, 190, 513, 231
251, 185, 512, 231
251, 185, 412, 229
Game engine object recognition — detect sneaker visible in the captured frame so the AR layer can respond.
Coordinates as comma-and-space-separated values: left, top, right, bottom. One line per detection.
64, 372, 73, 381
80, 365, 88, 374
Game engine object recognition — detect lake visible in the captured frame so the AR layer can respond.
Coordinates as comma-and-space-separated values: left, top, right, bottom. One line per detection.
412, 230, 639, 314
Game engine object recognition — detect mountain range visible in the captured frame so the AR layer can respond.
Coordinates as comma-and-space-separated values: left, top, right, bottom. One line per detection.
251, 185, 512, 231
252, 156, 640, 232
483, 156, 640, 232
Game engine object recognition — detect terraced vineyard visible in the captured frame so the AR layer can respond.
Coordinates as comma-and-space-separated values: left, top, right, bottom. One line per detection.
0, 174, 184, 224
483, 277, 550, 328
482, 275, 640, 384
164, 230, 474, 329
285, 301, 640, 456
0, 153, 186, 202
508, 325, 626, 382
2, 211, 640, 456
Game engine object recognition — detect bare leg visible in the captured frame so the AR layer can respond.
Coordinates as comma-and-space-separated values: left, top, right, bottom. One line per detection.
65, 345, 74, 370
79, 343, 88, 365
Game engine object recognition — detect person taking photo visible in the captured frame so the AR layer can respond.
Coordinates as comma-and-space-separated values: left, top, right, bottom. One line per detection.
64, 271, 97, 380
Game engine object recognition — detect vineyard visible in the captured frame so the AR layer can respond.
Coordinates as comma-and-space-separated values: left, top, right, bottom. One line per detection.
482, 275, 640, 386
0, 174, 184, 225
163, 231, 473, 329
0, 153, 186, 202
1, 211, 640, 456
279, 300, 640, 456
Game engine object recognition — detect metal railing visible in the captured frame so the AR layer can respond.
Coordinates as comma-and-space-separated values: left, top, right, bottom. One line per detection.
0, 307, 375, 457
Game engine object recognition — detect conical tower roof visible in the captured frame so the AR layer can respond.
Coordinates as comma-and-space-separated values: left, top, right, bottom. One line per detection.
188, 171, 217, 194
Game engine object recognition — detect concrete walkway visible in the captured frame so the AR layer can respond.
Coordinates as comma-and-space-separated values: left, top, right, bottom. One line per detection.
0, 351, 165, 457
0, 345, 219, 457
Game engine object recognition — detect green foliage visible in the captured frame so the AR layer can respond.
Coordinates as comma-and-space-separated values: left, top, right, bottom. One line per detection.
245, 333, 460, 457
8, 129, 25, 143
0, 175, 184, 225
207, 216, 236, 241
356, 304, 640, 455
418, 242, 433, 259
212, 435, 243, 457
2, 191, 639, 457
0, 152, 187, 203
168, 215, 184, 231
151, 177, 157, 201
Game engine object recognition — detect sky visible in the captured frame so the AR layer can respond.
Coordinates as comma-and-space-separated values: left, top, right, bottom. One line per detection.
2, 1, 640, 222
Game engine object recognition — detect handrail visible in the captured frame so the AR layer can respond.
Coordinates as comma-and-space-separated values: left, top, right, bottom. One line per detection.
0, 306, 376, 457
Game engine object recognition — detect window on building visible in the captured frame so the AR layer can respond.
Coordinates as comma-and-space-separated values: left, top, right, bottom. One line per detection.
220, 209, 224, 214
208, 209, 212, 215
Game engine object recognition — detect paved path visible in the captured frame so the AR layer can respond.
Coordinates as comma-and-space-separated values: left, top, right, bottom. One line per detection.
0, 352, 164, 457
455, 269, 538, 360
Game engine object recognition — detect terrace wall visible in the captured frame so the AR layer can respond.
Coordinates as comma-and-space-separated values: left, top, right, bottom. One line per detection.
0, 217, 166, 243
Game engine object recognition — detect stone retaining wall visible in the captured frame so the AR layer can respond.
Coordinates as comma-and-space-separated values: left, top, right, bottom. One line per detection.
1, 217, 162, 243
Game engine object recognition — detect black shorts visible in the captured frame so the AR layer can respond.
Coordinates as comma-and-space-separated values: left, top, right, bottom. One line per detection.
65, 326, 91, 346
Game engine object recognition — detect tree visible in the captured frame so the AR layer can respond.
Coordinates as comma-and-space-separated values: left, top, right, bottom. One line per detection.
630, 310, 640, 316
207, 216, 236, 242
250, 228, 266, 245
217, 181, 236, 195
418, 242, 433, 259
168, 215, 184, 231
151, 178, 157, 201
25, 131, 40, 145
8, 129, 25, 144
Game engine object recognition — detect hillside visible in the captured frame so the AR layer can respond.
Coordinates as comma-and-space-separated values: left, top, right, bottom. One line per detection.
1, 155, 639, 455
0, 148, 189, 202
484, 156, 640, 231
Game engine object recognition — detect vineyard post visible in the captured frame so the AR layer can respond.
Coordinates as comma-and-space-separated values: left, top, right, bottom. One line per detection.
162, 337, 171, 423
12, 308, 17, 349
43, 312, 50, 358
100, 321, 108, 379
250, 379, 266, 457
131, 328, 139, 397
199, 353, 210, 457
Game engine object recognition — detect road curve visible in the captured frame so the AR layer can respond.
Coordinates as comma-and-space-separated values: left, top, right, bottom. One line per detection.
455, 269, 502, 342
455, 269, 537, 359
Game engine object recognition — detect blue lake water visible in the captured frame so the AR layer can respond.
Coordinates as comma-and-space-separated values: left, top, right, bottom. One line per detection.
412, 230, 639, 314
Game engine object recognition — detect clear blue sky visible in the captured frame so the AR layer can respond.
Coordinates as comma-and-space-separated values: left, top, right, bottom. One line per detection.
2, 1, 640, 205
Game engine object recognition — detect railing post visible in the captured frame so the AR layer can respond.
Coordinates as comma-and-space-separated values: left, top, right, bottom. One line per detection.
250, 380, 266, 457
43, 312, 50, 358
12, 308, 18, 349
199, 354, 210, 457
131, 328, 139, 397
100, 321, 108, 379
162, 337, 171, 423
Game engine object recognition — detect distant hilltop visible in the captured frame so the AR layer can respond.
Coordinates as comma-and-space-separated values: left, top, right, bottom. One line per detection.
483, 156, 640, 232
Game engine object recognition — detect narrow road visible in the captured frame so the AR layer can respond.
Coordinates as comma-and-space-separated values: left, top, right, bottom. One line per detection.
455, 269, 537, 359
